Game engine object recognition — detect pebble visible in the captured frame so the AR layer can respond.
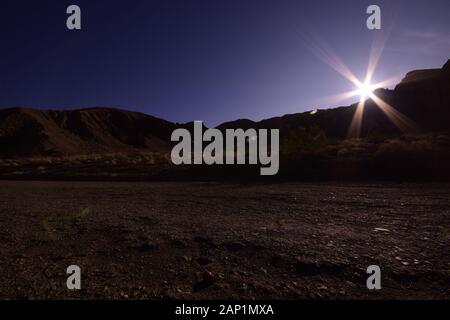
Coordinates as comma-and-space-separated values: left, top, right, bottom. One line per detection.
374, 228, 390, 232
197, 256, 213, 266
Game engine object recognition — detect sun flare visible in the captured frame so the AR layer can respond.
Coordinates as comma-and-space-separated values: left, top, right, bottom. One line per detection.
357, 81, 375, 101
300, 30, 416, 138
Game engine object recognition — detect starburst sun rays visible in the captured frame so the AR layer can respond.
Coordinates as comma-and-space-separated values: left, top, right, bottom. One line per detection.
299, 29, 416, 138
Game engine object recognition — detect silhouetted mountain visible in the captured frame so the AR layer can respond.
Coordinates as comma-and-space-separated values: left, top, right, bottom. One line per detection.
2, 60, 449, 159
0, 60, 449, 181
218, 60, 450, 138
0, 107, 177, 157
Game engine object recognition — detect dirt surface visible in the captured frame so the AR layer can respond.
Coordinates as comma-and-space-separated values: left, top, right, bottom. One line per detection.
0, 181, 448, 300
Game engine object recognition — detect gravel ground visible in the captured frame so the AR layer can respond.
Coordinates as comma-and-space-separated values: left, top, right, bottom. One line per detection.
0, 181, 448, 299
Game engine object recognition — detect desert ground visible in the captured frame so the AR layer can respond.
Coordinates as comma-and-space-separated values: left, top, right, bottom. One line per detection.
0, 181, 448, 299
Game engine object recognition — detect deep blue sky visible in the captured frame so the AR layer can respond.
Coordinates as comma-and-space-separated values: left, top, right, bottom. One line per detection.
1, 0, 449, 126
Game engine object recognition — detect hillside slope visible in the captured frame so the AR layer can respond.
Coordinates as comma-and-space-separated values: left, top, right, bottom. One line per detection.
219, 60, 450, 138
0, 107, 176, 157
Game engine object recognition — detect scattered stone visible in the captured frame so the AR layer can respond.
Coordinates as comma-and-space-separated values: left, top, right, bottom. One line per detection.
238, 270, 251, 277
270, 254, 289, 267
134, 242, 157, 252
171, 238, 188, 248
374, 227, 390, 232
119, 292, 129, 299
193, 271, 216, 292
193, 236, 217, 248
197, 256, 213, 266
225, 242, 244, 252
239, 283, 249, 291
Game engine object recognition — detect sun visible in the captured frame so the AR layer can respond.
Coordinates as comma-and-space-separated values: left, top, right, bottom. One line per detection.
299, 30, 417, 138
357, 81, 374, 101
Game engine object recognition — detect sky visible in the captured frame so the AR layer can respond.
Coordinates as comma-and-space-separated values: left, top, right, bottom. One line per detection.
0, 0, 449, 126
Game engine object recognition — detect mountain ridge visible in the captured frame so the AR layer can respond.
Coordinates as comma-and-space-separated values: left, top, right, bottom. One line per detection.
1, 60, 449, 158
